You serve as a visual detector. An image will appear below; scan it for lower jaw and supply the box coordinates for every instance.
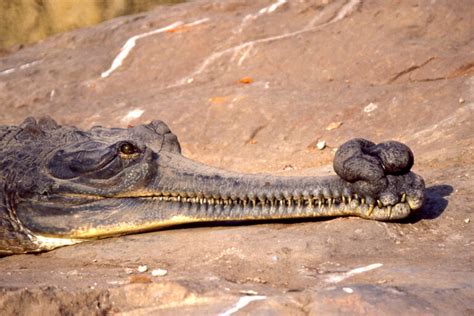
[151,199,412,221]
[21,195,411,241]
[58,199,411,239]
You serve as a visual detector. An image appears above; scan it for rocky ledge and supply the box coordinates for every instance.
[0,0,472,314]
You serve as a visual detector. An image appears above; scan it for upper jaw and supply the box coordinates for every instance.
[132,152,425,221]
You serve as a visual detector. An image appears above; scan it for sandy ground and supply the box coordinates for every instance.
[0,0,473,314]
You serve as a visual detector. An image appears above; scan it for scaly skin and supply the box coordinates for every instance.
[0,117,425,254]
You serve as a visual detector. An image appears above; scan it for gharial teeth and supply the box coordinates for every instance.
[152,193,398,213]
[401,193,406,203]
[367,204,375,216]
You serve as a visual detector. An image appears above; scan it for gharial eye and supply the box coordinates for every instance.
[119,142,139,155]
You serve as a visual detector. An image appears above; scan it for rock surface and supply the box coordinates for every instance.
[0,0,473,314]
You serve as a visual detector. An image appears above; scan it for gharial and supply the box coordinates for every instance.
[0,117,425,255]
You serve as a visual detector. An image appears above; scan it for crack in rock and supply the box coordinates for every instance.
[387,57,436,83]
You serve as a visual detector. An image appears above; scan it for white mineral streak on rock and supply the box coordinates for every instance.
[19,60,41,70]
[101,18,210,78]
[307,0,362,28]
[219,295,267,316]
[101,21,182,78]
[121,109,144,124]
[237,44,254,66]
[260,0,287,14]
[0,60,41,76]
[185,18,210,27]
[234,15,255,34]
[234,0,288,33]
[0,68,15,76]
[330,0,362,23]
[325,263,383,283]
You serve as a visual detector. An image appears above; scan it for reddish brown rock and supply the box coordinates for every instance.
[0,0,473,314]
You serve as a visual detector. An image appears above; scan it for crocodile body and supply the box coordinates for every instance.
[0,117,425,254]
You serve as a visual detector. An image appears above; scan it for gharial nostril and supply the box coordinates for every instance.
[147,120,171,134]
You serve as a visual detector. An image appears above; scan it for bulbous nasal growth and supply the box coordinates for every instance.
[333,139,414,197]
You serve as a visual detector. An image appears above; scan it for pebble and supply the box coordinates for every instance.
[124,268,134,274]
[342,287,354,294]
[364,102,378,113]
[326,121,343,130]
[459,97,465,104]
[137,265,148,273]
[151,268,168,277]
[464,218,470,224]
[316,140,326,150]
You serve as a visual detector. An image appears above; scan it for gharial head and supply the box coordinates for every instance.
[3,116,180,197]
[0,116,425,254]
[2,117,187,244]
